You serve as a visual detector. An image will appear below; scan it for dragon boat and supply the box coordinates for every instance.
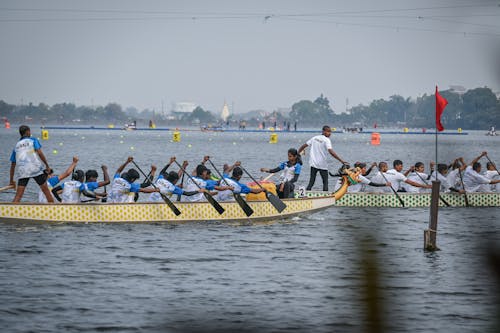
[0,171,359,224]
[297,191,500,207]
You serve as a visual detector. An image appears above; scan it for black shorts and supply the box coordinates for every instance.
[18,173,48,187]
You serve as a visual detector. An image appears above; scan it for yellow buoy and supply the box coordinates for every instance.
[41,129,49,140]
[269,133,278,144]
[173,131,181,142]
[403,127,409,133]
[52,149,58,154]
[458,128,462,133]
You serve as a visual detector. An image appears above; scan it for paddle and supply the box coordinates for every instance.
[101,185,107,203]
[0,185,15,192]
[177,173,184,202]
[207,158,254,217]
[379,169,405,207]
[240,166,287,213]
[414,171,450,207]
[261,173,275,182]
[131,161,181,216]
[173,160,225,215]
[485,155,500,176]
[457,164,470,207]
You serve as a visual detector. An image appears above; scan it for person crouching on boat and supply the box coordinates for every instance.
[370,162,432,193]
[108,157,158,203]
[333,162,391,192]
[463,152,500,192]
[216,166,266,201]
[39,156,79,203]
[404,162,432,193]
[80,165,110,202]
[149,170,204,202]
[260,148,302,198]
[52,170,104,203]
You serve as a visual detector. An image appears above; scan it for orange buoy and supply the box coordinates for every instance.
[4,121,10,129]
[371,132,380,145]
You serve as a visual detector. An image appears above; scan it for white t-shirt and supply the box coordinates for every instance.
[430,171,452,192]
[306,134,333,170]
[10,137,45,179]
[371,170,406,193]
[484,170,500,192]
[61,180,82,203]
[405,172,430,193]
[183,177,207,202]
[446,168,462,190]
[463,166,491,192]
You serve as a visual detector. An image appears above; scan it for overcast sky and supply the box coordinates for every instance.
[1,0,499,114]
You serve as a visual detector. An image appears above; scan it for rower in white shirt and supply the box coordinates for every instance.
[405,162,432,193]
[463,152,500,192]
[370,161,432,193]
[429,163,465,193]
[484,161,500,192]
[333,162,390,192]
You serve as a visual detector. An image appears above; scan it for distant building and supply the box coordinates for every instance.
[221,102,230,122]
[171,102,197,119]
[449,85,466,95]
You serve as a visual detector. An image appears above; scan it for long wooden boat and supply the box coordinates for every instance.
[0,175,356,224]
[299,191,500,207]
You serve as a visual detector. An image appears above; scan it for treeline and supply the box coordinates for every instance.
[289,87,499,130]
[0,86,498,129]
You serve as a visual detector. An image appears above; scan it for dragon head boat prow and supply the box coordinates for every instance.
[332,164,361,200]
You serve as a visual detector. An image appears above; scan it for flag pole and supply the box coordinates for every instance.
[435,125,438,181]
[435,85,438,181]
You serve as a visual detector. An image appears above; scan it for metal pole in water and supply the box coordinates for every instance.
[424,181,441,251]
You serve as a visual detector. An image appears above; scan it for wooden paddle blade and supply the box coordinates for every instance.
[204,192,225,214]
[266,192,287,213]
[0,185,15,192]
[160,193,182,216]
[234,193,254,217]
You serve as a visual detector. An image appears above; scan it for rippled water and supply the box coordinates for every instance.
[0,127,499,332]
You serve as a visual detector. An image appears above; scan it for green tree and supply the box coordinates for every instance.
[183,106,216,124]
[290,95,335,125]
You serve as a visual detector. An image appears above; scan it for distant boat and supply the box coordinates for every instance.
[123,121,137,130]
[201,124,224,132]
[486,126,497,136]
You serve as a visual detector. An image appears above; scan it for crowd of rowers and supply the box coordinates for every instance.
[7,126,500,204]
[29,155,272,204]
[333,151,500,194]
[19,150,500,205]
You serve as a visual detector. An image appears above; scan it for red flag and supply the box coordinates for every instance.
[435,86,448,132]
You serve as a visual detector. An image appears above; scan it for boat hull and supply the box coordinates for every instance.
[301,191,500,207]
[0,196,337,224]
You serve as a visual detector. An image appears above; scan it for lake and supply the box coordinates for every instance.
[0,126,499,332]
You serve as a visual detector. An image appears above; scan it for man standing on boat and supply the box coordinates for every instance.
[298,125,348,191]
[9,125,53,202]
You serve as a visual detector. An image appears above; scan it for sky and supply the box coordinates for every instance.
[0,0,499,114]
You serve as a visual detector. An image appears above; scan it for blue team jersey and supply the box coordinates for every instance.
[205,179,218,191]
[84,181,99,192]
[47,176,60,187]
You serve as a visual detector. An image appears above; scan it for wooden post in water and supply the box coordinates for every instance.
[424,181,441,251]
